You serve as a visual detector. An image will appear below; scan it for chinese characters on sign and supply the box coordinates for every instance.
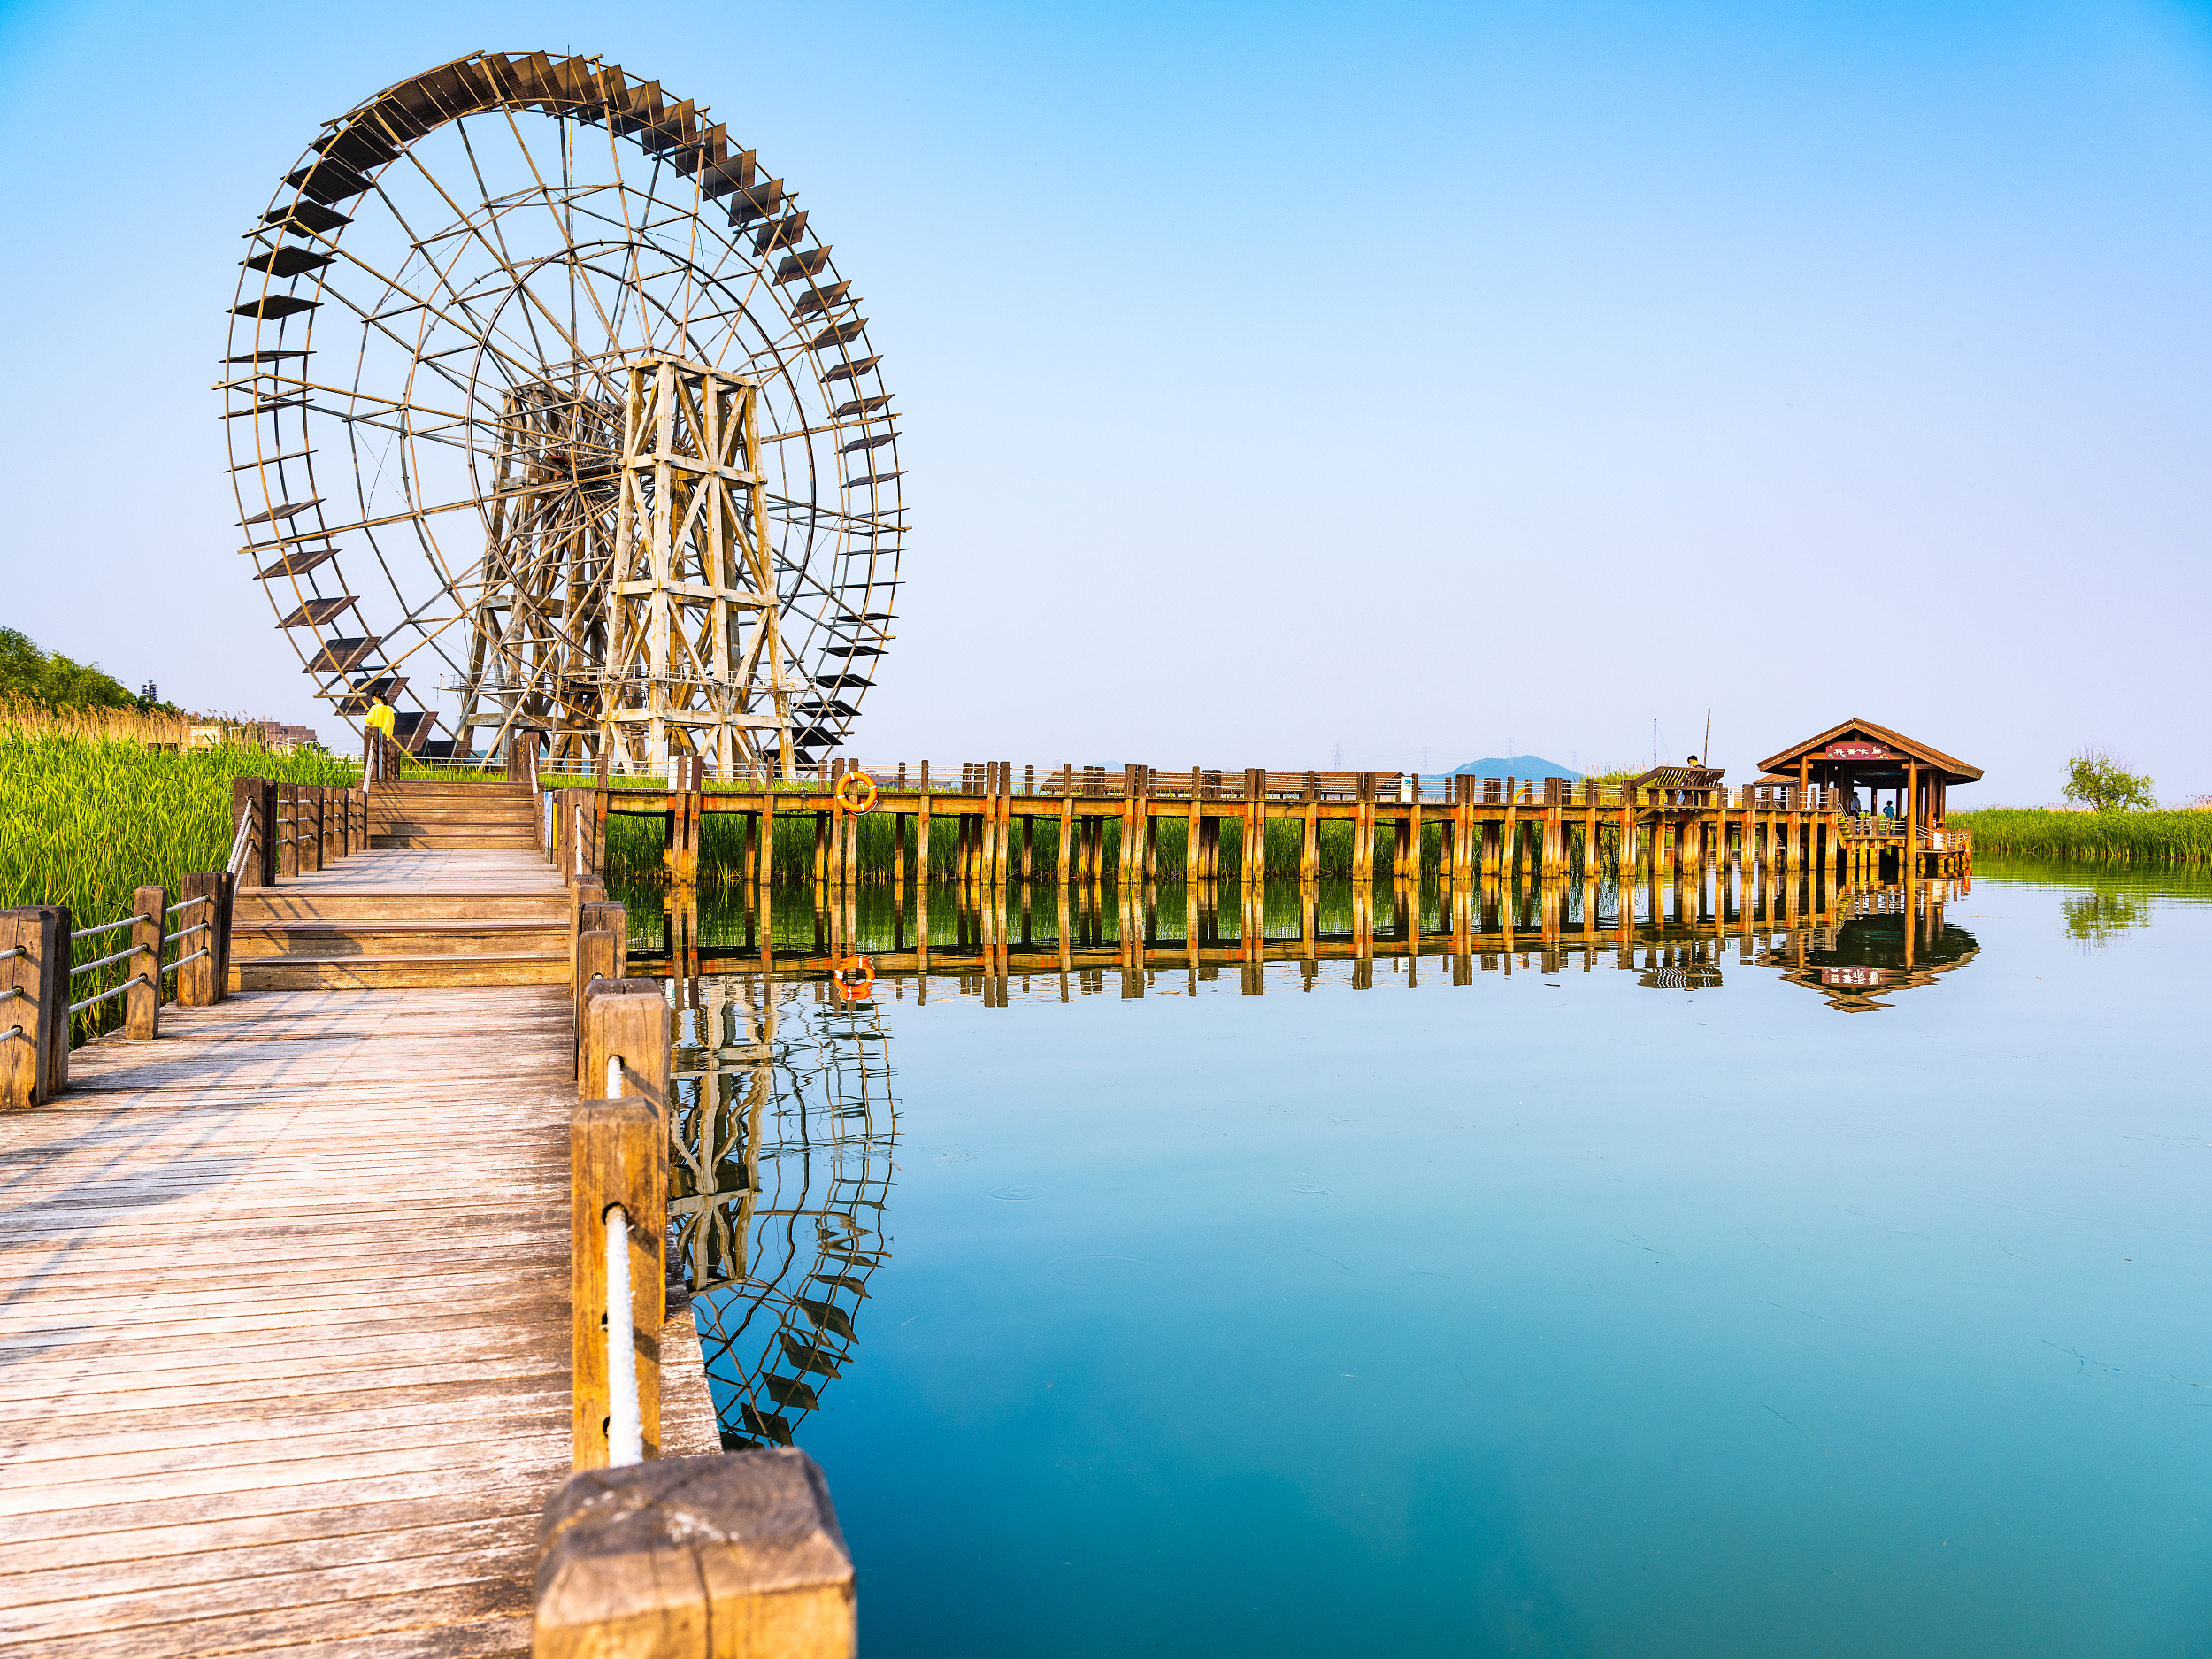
[1824,742,1891,761]
[1821,966,1888,988]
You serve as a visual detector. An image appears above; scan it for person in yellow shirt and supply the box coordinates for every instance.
[365,696,397,741]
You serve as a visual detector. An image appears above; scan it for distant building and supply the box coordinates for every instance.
[257,722,320,753]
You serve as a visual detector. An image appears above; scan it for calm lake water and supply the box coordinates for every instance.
[658,862,2212,1657]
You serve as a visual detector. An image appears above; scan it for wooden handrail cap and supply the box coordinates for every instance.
[534,1449,855,1659]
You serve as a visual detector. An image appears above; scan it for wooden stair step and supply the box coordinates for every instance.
[228,953,570,990]
[235,894,567,923]
[230,921,568,959]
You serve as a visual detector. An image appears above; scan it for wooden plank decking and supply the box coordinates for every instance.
[0,850,714,1656]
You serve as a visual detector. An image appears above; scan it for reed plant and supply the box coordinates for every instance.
[603,803,1599,887]
[1949,808,2212,865]
[0,719,356,1038]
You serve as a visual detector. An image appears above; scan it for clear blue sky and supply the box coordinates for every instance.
[4,0,2208,798]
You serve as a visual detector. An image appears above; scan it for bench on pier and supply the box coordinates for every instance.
[1628,765,1728,807]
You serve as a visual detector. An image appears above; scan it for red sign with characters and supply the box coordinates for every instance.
[1821,966,1887,988]
[1824,741,1890,761]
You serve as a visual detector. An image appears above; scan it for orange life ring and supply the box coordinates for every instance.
[833,771,877,813]
[831,954,875,1001]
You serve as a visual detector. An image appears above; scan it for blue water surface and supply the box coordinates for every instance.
[684,865,2212,1657]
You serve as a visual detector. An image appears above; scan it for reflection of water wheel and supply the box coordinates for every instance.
[671,980,895,1448]
[223,51,902,772]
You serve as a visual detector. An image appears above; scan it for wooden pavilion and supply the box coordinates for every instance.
[1757,718,1982,879]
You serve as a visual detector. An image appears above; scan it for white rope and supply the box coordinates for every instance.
[227,809,254,878]
[604,1206,641,1463]
[602,1053,643,1466]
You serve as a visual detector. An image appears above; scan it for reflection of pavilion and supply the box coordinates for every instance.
[667,975,895,1448]
[1772,880,1979,1011]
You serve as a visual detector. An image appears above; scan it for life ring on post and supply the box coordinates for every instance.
[831,954,875,1002]
[833,770,878,814]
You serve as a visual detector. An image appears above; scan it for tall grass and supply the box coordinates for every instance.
[603,804,1599,887]
[1950,808,2212,865]
[0,725,356,1039]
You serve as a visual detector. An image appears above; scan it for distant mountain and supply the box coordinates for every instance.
[1448,754,1581,780]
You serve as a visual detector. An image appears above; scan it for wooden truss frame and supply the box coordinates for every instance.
[603,357,792,775]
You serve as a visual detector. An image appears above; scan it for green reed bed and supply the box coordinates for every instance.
[0,730,356,1039]
[603,803,1604,887]
[1951,809,2212,865]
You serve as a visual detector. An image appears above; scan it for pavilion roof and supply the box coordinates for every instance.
[1757,717,1982,785]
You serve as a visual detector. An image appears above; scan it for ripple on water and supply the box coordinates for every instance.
[1291,1184,1331,1194]
[988,1184,1045,1201]
[1049,1253,1154,1286]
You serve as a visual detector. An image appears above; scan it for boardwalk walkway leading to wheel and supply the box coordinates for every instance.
[0,848,715,1658]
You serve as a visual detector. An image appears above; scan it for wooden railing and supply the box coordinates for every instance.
[532,885,856,1656]
[0,880,228,1108]
[1,778,381,1108]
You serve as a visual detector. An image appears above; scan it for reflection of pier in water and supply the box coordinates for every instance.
[667,976,896,1448]
[630,868,1974,1008]
[1779,885,1980,1012]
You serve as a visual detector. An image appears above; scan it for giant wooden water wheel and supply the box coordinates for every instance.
[222,50,902,775]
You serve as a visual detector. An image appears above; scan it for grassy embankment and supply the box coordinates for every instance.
[0,704,357,1038]
[1949,808,2212,865]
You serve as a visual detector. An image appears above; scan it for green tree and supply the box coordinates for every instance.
[0,626,135,710]
[2063,749,2158,813]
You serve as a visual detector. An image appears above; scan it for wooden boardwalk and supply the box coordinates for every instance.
[0,850,715,1657]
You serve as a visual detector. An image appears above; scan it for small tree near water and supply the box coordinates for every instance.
[2063,749,2158,813]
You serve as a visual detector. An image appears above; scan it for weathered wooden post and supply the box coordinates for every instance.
[1243,768,1265,886]
[572,986,670,1471]
[575,900,627,1080]
[231,778,271,888]
[0,909,57,1108]
[274,785,298,879]
[1301,772,1318,884]
[1185,764,1202,885]
[176,873,223,1007]
[570,876,609,964]
[124,886,165,1041]
[532,1448,856,1659]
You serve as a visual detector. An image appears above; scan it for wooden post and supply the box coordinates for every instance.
[1245,768,1266,887]
[0,910,52,1108]
[1501,780,1517,884]
[1187,765,1202,884]
[569,876,609,967]
[1406,780,1422,885]
[533,1450,856,1659]
[1905,758,1920,880]
[230,778,264,890]
[277,785,299,879]
[124,886,165,1042]
[574,902,627,1079]
[918,789,934,886]
[211,872,235,1002]
[572,985,670,1469]
[1301,773,1318,884]
[34,905,68,1099]
[177,873,222,1007]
